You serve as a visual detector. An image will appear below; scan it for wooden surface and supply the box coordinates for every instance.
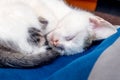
[65,0,97,11]
[93,12,120,25]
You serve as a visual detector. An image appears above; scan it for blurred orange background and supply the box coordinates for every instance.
[65,0,98,11]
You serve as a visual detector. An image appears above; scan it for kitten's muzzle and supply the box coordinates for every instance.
[48,35,64,51]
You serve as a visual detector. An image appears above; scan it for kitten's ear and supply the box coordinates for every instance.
[89,16,117,40]
[38,17,48,30]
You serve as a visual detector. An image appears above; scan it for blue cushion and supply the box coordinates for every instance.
[0,29,120,80]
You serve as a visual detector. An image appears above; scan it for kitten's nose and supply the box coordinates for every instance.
[50,35,59,46]
[53,39,59,46]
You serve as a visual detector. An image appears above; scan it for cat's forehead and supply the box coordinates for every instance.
[56,20,89,36]
[52,11,94,37]
[57,12,91,31]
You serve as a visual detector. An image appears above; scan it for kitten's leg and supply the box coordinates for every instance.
[0,48,59,68]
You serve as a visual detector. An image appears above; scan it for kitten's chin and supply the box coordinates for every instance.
[52,47,85,56]
[48,43,65,55]
[63,48,85,56]
[51,47,65,55]
[48,42,85,55]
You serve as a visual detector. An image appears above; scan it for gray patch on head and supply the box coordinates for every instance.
[27,27,45,46]
[38,16,48,30]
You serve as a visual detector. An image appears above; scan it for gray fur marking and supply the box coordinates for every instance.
[27,27,43,46]
[0,29,60,68]
[0,48,59,68]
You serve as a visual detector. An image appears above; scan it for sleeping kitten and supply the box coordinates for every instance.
[46,1,117,55]
[18,0,116,55]
[0,0,117,68]
[0,3,59,68]
[0,0,69,68]
[10,0,115,55]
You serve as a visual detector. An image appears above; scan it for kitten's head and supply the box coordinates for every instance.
[47,11,117,55]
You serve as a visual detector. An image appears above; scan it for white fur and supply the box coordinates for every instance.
[0,0,73,34]
[0,0,117,55]
[47,10,93,55]
[45,0,117,55]
[0,0,64,55]
[0,1,46,54]
[0,0,55,34]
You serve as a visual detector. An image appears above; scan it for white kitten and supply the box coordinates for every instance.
[0,1,59,68]
[0,0,116,68]
[46,1,117,55]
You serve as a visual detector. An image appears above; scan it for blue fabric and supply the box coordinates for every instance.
[0,29,120,80]
[47,28,120,80]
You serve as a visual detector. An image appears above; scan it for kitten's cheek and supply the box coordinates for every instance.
[47,34,54,44]
[46,33,52,41]
[46,35,54,47]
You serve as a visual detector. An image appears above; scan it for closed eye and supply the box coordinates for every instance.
[65,36,75,41]
[65,32,80,41]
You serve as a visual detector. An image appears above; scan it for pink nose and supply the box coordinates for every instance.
[50,35,59,46]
